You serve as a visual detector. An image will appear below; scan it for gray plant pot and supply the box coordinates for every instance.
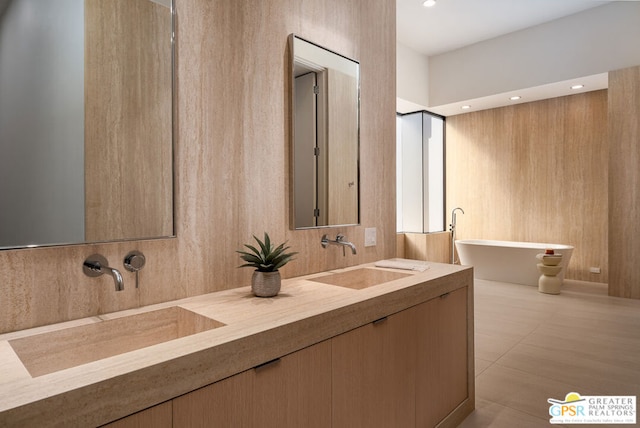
[252,270,281,297]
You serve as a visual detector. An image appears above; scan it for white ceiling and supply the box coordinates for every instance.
[396,0,616,115]
[397,0,614,57]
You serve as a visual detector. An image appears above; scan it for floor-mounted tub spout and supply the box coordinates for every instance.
[450,207,465,264]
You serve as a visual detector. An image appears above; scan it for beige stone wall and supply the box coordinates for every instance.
[446,90,609,282]
[0,0,397,333]
[608,66,640,299]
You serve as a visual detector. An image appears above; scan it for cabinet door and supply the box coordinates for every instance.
[172,370,253,427]
[251,339,331,428]
[172,340,331,428]
[332,310,417,428]
[100,401,172,428]
[416,287,468,427]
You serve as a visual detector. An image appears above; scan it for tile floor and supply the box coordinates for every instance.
[459,279,640,427]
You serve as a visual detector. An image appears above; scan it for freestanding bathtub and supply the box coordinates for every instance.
[455,239,574,286]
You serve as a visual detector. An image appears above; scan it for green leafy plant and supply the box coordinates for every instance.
[237,233,297,272]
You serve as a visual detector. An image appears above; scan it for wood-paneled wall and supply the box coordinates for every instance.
[398,232,451,264]
[608,66,640,299]
[446,91,608,282]
[0,0,396,333]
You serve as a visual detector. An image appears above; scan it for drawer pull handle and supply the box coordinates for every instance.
[440,292,450,299]
[373,316,388,325]
[254,358,281,371]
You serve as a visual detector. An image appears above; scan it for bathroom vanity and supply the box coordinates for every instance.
[0,261,474,427]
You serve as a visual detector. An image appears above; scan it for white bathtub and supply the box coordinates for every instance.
[455,239,574,286]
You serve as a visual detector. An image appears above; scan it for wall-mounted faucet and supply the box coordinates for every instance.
[450,207,465,264]
[83,254,124,291]
[321,234,357,256]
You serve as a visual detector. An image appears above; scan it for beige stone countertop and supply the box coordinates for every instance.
[0,260,472,427]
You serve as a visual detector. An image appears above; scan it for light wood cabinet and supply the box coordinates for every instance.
[104,285,471,428]
[416,287,469,427]
[332,310,417,427]
[172,340,331,428]
[172,370,252,427]
[332,286,469,428]
[250,340,331,427]
[100,401,172,428]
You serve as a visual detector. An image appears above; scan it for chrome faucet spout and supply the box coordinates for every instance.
[321,234,357,255]
[451,207,465,230]
[336,234,357,255]
[83,254,125,291]
[107,266,125,291]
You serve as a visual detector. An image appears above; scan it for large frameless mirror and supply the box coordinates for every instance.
[290,34,360,229]
[0,0,174,249]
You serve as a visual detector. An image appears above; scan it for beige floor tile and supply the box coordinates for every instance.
[474,314,539,342]
[495,343,640,396]
[474,333,520,363]
[546,311,640,339]
[462,278,640,427]
[475,358,493,376]
[521,325,640,371]
[475,364,581,421]
[474,297,557,324]
[458,398,554,428]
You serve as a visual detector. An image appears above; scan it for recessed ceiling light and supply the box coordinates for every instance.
[423,0,436,7]
[509,96,521,101]
[571,84,585,90]
[461,105,471,110]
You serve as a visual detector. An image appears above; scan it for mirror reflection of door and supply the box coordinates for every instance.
[291,35,359,229]
[294,72,319,227]
[294,66,328,227]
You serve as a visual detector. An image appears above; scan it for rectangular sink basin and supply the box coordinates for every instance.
[309,267,411,290]
[9,306,225,377]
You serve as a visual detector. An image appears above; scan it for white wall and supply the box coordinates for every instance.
[397,112,424,233]
[396,41,430,110]
[428,2,640,106]
[396,111,444,234]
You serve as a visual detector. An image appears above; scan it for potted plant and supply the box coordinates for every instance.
[237,233,297,297]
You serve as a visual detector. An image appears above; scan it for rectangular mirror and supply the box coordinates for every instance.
[0,0,174,249]
[290,34,360,229]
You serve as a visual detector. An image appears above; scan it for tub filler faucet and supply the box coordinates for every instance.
[83,254,124,291]
[450,207,465,264]
[321,234,357,256]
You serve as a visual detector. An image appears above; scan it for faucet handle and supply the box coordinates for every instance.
[335,234,346,255]
[124,251,146,288]
[124,251,145,271]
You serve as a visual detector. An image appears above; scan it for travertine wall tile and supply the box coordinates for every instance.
[0,0,396,333]
[446,91,608,282]
[608,66,640,299]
